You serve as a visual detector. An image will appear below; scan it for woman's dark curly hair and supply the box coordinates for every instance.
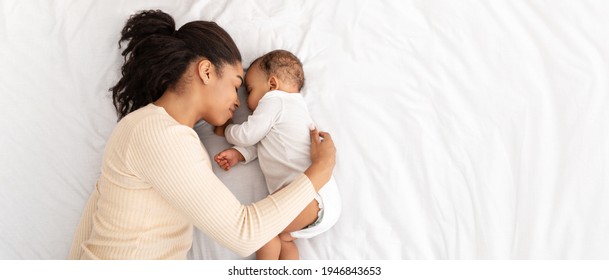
[110,10,242,120]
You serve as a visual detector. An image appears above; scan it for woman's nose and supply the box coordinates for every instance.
[234,96,240,108]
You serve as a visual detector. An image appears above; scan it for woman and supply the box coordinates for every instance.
[68,10,335,260]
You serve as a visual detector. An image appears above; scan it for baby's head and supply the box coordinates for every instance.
[244,50,304,111]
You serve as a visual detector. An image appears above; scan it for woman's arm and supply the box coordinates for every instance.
[67,185,99,259]
[127,119,334,257]
[304,129,336,192]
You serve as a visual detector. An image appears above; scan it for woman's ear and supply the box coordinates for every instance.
[198,60,212,84]
[268,76,278,90]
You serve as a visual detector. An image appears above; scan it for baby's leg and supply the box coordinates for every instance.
[256,235,281,260]
[274,199,319,260]
[255,199,317,260]
[283,199,320,232]
[278,232,298,260]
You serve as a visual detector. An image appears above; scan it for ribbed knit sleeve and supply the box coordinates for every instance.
[67,184,99,259]
[126,116,317,257]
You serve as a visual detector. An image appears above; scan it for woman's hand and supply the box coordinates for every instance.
[310,128,336,167]
[304,128,336,192]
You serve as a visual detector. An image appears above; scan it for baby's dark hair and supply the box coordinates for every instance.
[253,50,304,91]
[110,10,242,120]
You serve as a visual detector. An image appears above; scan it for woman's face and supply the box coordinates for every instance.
[203,63,244,126]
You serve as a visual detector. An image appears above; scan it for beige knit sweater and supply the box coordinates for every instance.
[68,104,316,259]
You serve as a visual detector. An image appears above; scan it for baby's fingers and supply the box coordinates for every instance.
[222,162,231,171]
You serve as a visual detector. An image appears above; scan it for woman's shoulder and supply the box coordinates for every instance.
[117,104,179,132]
[114,104,196,143]
[120,103,169,124]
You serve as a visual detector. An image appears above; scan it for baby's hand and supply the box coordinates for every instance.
[214,148,243,171]
[214,119,233,137]
[214,125,226,137]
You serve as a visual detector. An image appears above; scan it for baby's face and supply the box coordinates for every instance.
[244,62,269,111]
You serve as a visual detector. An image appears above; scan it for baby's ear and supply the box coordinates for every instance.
[268,76,278,90]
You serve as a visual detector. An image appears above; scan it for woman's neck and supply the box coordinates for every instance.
[153,90,199,127]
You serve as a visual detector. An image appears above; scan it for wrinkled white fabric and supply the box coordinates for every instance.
[1,0,609,259]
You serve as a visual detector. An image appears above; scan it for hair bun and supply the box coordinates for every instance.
[119,10,176,56]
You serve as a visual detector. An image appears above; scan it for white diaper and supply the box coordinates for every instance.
[290,176,341,239]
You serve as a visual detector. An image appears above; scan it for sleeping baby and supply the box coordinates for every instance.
[214,50,341,260]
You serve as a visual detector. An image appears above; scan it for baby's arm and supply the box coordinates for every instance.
[214,145,257,171]
[225,96,281,146]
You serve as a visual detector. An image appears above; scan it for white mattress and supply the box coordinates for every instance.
[1,0,608,259]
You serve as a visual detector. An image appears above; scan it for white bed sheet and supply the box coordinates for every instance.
[1,0,608,259]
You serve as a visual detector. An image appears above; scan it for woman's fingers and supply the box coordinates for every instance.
[310,129,335,147]
[318,131,332,143]
[310,128,320,144]
[310,129,336,163]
